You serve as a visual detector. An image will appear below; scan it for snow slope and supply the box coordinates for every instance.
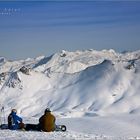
[0,114,140,139]
[0,49,140,139]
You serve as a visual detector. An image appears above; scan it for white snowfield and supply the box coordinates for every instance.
[0,49,140,139]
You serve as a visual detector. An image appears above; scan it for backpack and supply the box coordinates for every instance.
[8,114,14,128]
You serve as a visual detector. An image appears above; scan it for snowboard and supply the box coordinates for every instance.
[0,123,67,132]
[25,124,67,132]
[55,125,67,132]
[0,124,8,129]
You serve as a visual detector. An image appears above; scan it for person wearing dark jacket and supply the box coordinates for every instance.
[38,108,56,132]
[8,109,23,130]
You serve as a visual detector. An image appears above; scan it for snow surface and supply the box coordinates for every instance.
[0,49,140,139]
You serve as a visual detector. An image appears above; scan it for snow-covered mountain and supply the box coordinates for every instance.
[1,49,140,139]
[0,49,140,118]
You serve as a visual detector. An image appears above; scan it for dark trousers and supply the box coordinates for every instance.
[25,124,41,131]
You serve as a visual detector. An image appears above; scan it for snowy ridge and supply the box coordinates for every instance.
[0,49,140,139]
[0,49,140,117]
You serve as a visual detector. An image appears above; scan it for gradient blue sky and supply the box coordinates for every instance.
[0,1,140,60]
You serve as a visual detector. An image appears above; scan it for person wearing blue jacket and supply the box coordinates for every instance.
[8,109,23,130]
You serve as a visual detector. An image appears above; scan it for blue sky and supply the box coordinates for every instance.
[0,1,140,60]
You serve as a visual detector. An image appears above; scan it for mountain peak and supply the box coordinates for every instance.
[0,49,140,117]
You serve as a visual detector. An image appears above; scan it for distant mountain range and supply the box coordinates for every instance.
[0,49,140,117]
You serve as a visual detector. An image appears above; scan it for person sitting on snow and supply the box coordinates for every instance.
[8,109,23,130]
[38,108,56,132]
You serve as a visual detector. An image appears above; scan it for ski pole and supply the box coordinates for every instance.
[0,107,2,126]
[1,106,6,125]
[1,106,6,124]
